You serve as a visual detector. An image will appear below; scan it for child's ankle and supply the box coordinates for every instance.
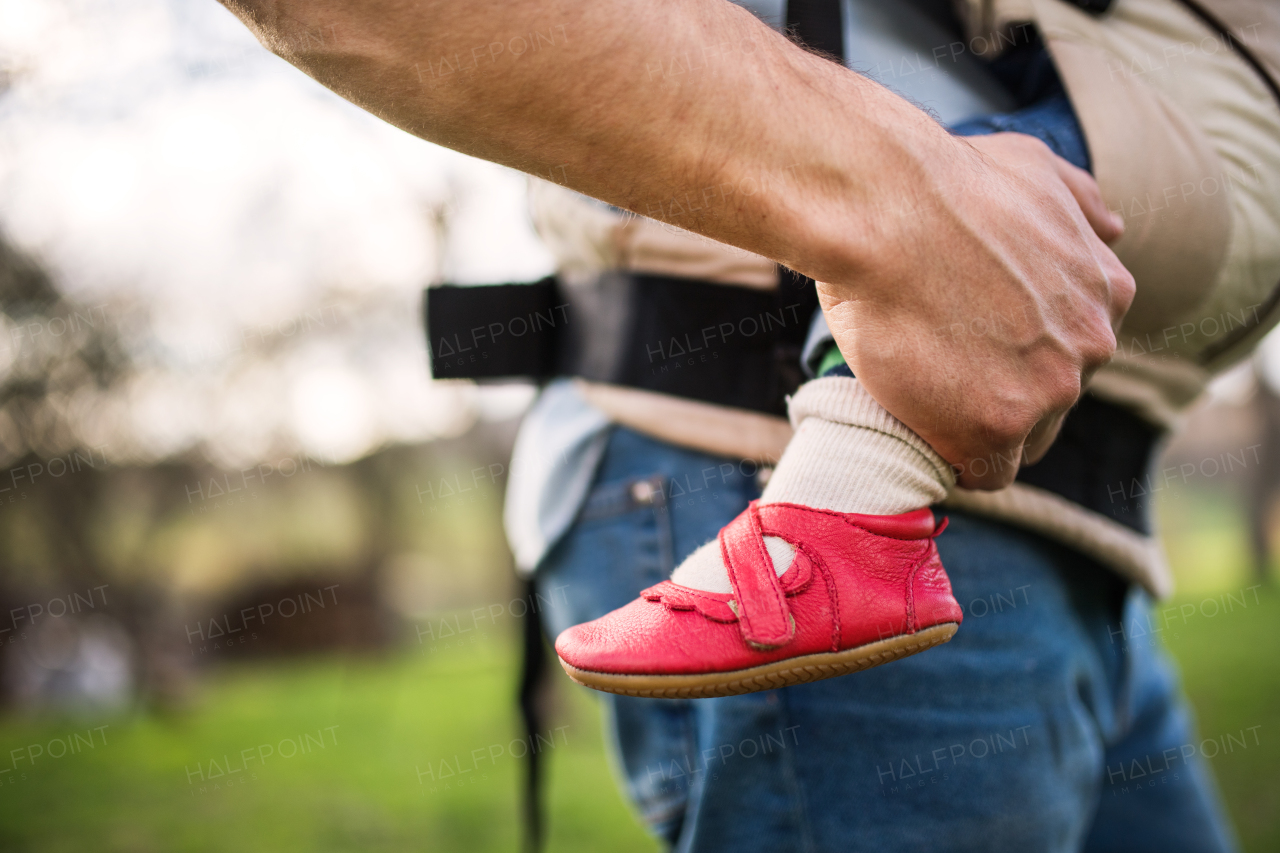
[759,377,954,514]
[668,378,952,594]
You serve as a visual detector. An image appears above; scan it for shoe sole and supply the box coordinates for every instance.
[558,622,959,699]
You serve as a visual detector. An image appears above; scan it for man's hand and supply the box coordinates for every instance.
[217,0,1134,489]
[819,131,1134,489]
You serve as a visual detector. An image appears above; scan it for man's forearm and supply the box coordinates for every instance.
[222,0,1135,489]
[221,0,943,285]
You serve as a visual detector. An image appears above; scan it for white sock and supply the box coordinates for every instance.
[669,377,955,594]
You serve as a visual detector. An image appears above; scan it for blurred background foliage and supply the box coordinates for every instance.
[0,0,1276,851]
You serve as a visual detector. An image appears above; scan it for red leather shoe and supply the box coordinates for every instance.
[555,501,962,698]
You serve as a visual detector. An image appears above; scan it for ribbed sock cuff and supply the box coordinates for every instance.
[760,377,954,514]
[670,377,953,592]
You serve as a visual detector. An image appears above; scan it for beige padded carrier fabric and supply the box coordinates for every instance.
[947,0,1280,596]
[958,0,1280,427]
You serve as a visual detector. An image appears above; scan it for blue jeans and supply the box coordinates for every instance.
[537,428,1237,852]
[952,92,1091,172]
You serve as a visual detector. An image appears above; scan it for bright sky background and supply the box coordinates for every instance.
[0,0,554,467]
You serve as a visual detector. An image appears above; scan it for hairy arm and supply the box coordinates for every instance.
[221,0,1134,488]
[222,0,926,278]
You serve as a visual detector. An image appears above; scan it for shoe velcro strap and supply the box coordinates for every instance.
[719,501,795,650]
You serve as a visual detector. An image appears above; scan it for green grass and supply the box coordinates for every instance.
[0,634,656,853]
[0,591,1275,852]
[1162,585,1280,853]
[1158,486,1262,595]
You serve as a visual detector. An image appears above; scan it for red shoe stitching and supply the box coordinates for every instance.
[903,548,933,634]
[793,541,842,653]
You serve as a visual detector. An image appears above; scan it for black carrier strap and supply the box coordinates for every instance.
[517,576,548,853]
[1015,395,1163,535]
[786,0,845,58]
[425,271,819,416]
[425,277,563,382]
[565,271,817,415]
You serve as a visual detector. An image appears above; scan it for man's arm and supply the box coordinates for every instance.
[221,0,1134,488]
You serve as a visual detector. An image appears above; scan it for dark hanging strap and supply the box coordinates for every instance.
[786,0,845,62]
[518,576,549,853]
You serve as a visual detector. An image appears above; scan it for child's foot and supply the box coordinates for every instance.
[554,377,963,698]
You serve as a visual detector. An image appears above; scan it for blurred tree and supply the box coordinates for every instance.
[0,232,168,704]
[0,232,522,710]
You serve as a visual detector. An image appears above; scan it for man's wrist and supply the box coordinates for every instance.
[763,77,962,289]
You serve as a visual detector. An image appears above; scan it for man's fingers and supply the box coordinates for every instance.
[1032,140,1134,331]
[1047,151,1135,332]
[1052,156,1125,243]
[952,444,1021,490]
[1100,249,1137,331]
[949,409,1066,490]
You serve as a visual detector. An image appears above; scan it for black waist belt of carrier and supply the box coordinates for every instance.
[424,271,1163,534]
[425,270,819,417]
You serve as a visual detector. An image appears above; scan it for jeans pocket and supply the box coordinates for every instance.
[576,472,675,577]
[537,472,674,636]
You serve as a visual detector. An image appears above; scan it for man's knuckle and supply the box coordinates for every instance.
[1032,365,1082,412]
[1113,269,1137,310]
[1074,313,1117,363]
[1087,328,1118,364]
[1049,376,1082,410]
[981,406,1034,446]
[1021,136,1054,163]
